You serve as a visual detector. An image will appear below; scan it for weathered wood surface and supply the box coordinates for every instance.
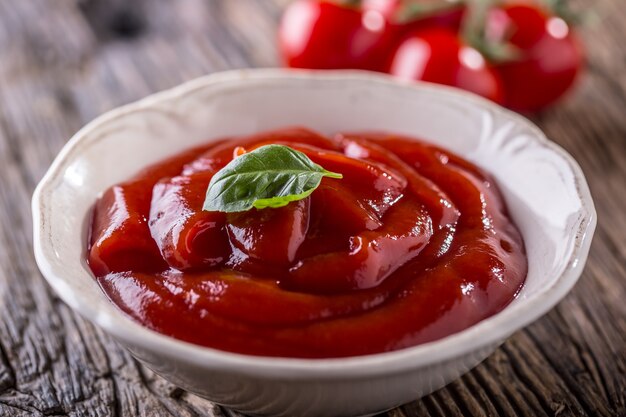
[0,0,623,415]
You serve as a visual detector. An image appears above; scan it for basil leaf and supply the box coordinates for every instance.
[202,144,342,213]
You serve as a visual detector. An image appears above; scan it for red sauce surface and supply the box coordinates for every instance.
[88,128,527,358]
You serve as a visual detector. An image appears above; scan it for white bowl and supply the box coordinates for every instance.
[32,69,596,417]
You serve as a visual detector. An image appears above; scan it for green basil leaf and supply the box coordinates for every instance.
[202,144,342,213]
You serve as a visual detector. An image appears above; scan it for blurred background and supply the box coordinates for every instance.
[3,0,619,121]
[0,1,624,416]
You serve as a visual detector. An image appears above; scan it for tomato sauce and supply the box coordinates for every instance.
[88,128,527,358]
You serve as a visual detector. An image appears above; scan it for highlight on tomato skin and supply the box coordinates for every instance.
[87,127,527,358]
[388,27,505,103]
[360,0,468,70]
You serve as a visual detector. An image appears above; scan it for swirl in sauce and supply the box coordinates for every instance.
[88,128,527,358]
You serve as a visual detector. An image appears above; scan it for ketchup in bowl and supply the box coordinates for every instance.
[88,128,527,358]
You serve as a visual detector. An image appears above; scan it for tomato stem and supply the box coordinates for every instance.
[395,0,464,24]
[461,0,521,63]
[336,0,362,8]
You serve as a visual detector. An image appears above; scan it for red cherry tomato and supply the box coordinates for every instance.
[487,4,583,112]
[389,27,505,103]
[279,0,394,71]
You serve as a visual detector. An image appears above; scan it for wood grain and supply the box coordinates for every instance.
[0,0,623,416]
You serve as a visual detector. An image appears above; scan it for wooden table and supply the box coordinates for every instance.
[0,0,623,416]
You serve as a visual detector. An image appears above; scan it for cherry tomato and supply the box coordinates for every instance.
[388,27,505,103]
[486,4,583,112]
[279,0,394,71]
